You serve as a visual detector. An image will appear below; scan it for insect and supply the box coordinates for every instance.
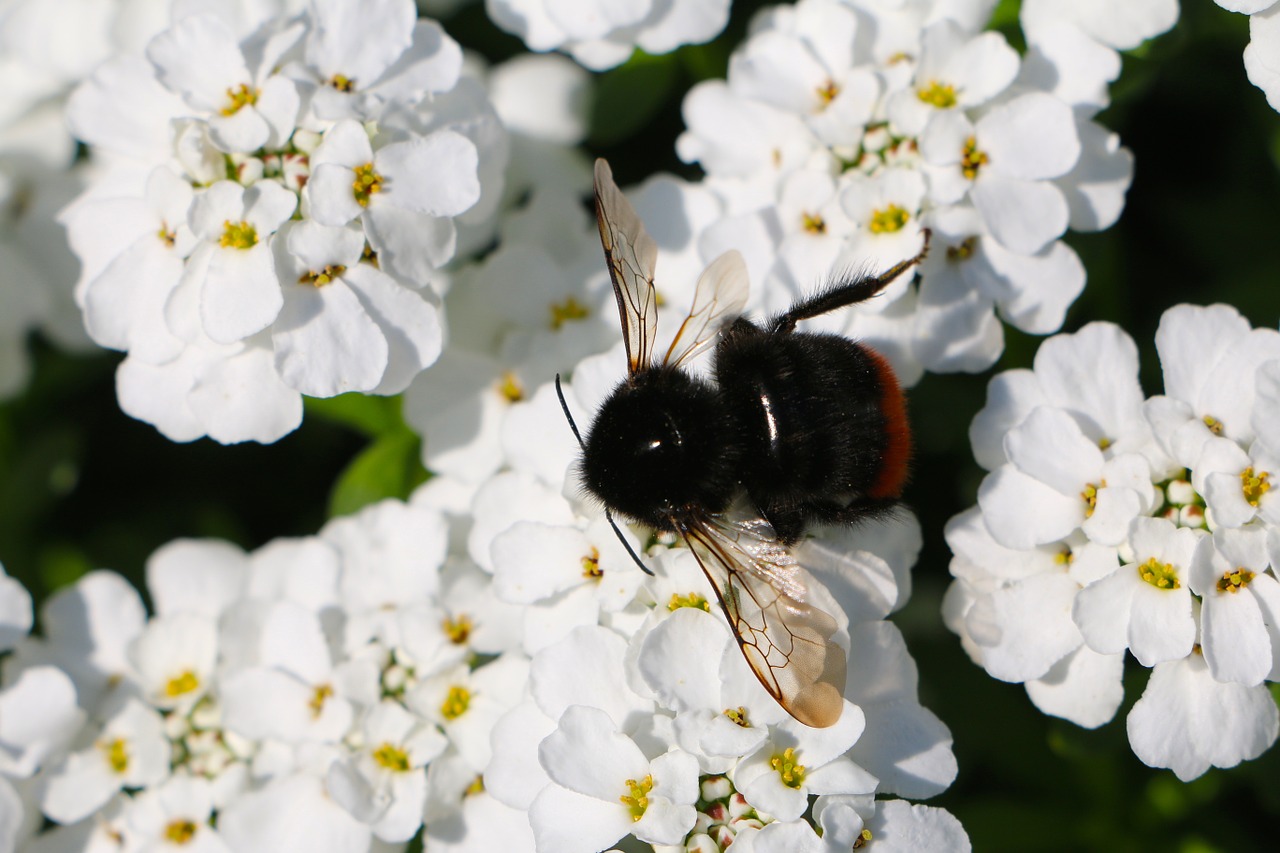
[557,158,928,728]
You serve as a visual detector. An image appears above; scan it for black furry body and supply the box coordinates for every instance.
[581,315,905,545]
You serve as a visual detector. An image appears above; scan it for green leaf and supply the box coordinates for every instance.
[304,393,402,437]
[328,429,430,518]
[589,51,680,148]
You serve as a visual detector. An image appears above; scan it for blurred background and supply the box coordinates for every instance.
[2,0,1278,849]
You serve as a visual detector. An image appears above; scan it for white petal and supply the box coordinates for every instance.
[272,279,388,396]
[977,466,1084,550]
[1127,655,1279,781]
[376,131,480,218]
[341,265,442,394]
[971,174,1069,255]
[201,244,284,344]
[1127,583,1195,667]
[1025,645,1125,728]
[978,92,1081,180]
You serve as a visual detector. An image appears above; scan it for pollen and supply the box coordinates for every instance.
[308,684,334,719]
[465,775,485,796]
[373,742,411,772]
[1138,557,1181,590]
[362,243,379,267]
[620,775,654,822]
[165,819,198,844]
[582,547,602,580]
[770,747,806,789]
[853,828,874,849]
[816,79,840,107]
[1080,483,1099,518]
[869,204,910,234]
[219,220,258,250]
[917,80,957,108]
[1098,437,1113,450]
[299,264,347,287]
[100,737,129,774]
[165,669,201,698]
[441,685,471,720]
[1241,466,1271,506]
[157,224,177,247]
[443,613,474,644]
[549,296,589,330]
[946,235,977,262]
[220,83,260,116]
[1217,567,1256,593]
[961,135,989,180]
[329,74,355,92]
[724,706,750,727]
[497,371,524,402]
[1204,414,1224,435]
[352,163,384,207]
[668,592,710,612]
[801,211,826,234]
[1055,545,1074,566]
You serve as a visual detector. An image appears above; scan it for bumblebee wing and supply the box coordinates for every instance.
[679,509,847,728]
[594,158,658,375]
[663,249,749,369]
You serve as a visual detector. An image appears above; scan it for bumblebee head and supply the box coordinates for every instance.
[581,368,738,530]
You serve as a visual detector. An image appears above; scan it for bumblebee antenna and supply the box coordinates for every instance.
[554,373,654,577]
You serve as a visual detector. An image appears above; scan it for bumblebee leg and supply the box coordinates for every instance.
[769,230,930,335]
[807,496,902,528]
[757,500,809,547]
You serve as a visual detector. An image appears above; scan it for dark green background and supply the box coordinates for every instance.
[3,1,1279,849]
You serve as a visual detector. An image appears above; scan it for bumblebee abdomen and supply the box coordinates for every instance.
[714,326,910,504]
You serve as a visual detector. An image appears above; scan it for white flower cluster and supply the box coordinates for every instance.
[0,485,960,853]
[1213,0,1280,111]
[0,499,530,852]
[0,0,172,398]
[945,304,1280,781]
[60,0,509,444]
[671,0,1175,383]
[485,0,732,70]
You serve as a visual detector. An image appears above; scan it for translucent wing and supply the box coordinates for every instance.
[678,509,847,728]
[662,249,749,369]
[594,158,658,375]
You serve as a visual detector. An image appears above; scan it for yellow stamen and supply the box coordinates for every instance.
[165,819,198,844]
[373,742,410,772]
[329,74,355,92]
[770,747,806,789]
[352,163,384,207]
[667,592,710,612]
[441,685,471,720]
[549,296,589,330]
[299,264,347,287]
[1241,466,1271,507]
[961,136,989,180]
[1138,557,1181,590]
[582,547,602,580]
[801,212,826,234]
[620,775,654,822]
[868,204,909,234]
[917,80,957,108]
[1217,568,1256,594]
[220,83,259,116]
[443,613,474,644]
[219,220,258,250]
[724,706,750,727]
[165,669,201,698]
[100,737,129,774]
[309,684,334,719]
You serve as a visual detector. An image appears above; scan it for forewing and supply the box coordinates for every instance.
[594,158,658,375]
[663,249,749,369]
[680,511,847,728]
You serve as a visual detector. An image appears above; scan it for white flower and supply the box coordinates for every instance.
[122,775,232,853]
[41,699,171,824]
[920,92,1081,255]
[1188,528,1280,685]
[529,704,699,852]
[486,0,730,71]
[1127,653,1279,781]
[146,14,302,154]
[326,700,447,842]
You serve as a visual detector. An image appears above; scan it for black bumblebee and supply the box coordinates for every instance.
[559,159,927,728]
